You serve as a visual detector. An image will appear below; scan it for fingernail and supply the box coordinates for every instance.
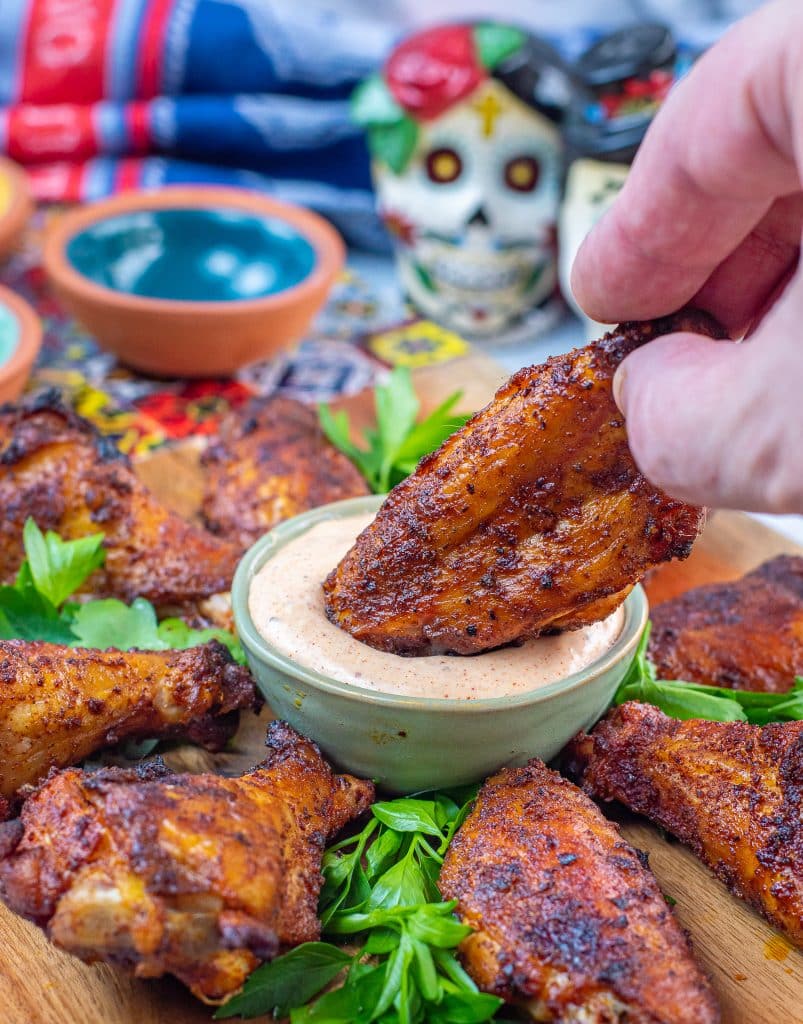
[612,365,627,414]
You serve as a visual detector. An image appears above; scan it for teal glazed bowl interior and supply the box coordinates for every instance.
[233,495,648,793]
[66,207,317,303]
[0,302,18,363]
[0,283,42,404]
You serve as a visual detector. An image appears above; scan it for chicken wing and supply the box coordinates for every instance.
[0,721,374,1002]
[201,396,369,552]
[569,702,803,946]
[325,311,724,655]
[649,555,803,693]
[439,759,719,1023]
[0,638,258,818]
[0,392,240,610]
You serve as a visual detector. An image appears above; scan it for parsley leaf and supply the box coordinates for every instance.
[23,519,105,607]
[156,617,247,664]
[371,799,443,838]
[614,624,803,724]
[0,579,75,644]
[213,944,352,1019]
[71,597,165,650]
[319,367,471,493]
[0,518,244,661]
[217,789,505,1024]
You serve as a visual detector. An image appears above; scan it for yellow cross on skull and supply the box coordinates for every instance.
[471,87,506,137]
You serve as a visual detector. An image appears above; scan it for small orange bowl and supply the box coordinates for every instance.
[43,186,345,378]
[0,158,32,262]
[0,285,42,403]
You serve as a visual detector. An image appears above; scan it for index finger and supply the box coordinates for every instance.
[570,0,801,325]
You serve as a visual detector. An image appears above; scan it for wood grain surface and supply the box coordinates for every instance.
[1,352,800,1024]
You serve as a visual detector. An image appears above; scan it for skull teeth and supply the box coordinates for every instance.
[430,258,521,291]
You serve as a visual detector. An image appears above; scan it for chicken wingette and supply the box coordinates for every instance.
[0,639,258,818]
[0,722,374,1003]
[325,311,724,655]
[0,392,240,611]
[439,759,719,1023]
[649,555,803,693]
[569,702,803,946]
[201,396,369,552]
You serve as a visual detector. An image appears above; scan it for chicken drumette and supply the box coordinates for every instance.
[0,639,258,818]
[569,702,803,947]
[0,722,374,1002]
[648,555,803,693]
[0,392,240,612]
[325,311,724,656]
[201,396,369,553]
[439,758,719,1023]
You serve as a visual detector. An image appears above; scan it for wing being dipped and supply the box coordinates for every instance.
[325,312,724,655]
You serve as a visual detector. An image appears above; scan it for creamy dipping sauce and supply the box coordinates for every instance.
[248,513,624,701]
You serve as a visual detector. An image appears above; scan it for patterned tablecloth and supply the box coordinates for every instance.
[0,208,473,455]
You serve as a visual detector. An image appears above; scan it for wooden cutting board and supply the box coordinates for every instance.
[0,351,800,1024]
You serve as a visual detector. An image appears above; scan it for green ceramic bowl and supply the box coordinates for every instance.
[232,496,648,792]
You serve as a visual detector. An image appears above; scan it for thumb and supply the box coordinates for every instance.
[614,289,803,513]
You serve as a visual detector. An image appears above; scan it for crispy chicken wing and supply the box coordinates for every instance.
[569,702,803,946]
[0,721,374,1002]
[201,396,369,552]
[0,639,258,818]
[439,759,718,1023]
[325,312,724,655]
[649,555,803,693]
[0,392,240,610]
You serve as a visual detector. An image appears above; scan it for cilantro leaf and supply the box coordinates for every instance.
[429,992,505,1023]
[365,828,403,882]
[23,519,105,607]
[371,799,443,837]
[407,906,472,948]
[319,368,471,494]
[157,618,246,664]
[0,520,243,661]
[614,623,803,724]
[69,600,247,661]
[394,392,469,466]
[0,580,75,644]
[70,597,165,650]
[219,789,496,1022]
[366,850,429,910]
[375,367,420,488]
[214,943,353,1019]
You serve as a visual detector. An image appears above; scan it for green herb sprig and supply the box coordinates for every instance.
[615,624,803,724]
[216,790,509,1024]
[0,518,244,661]
[319,367,471,494]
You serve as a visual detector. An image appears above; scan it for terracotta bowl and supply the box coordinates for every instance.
[0,285,42,403]
[0,158,32,262]
[43,187,345,378]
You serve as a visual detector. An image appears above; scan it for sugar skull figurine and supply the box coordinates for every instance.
[353,23,574,338]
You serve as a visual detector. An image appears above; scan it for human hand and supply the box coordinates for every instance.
[571,0,803,513]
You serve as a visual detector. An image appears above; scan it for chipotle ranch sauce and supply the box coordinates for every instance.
[249,512,624,700]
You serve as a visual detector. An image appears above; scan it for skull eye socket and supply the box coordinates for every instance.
[504,155,540,193]
[425,147,462,184]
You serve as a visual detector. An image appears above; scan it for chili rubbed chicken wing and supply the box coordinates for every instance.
[0,638,258,819]
[325,311,725,656]
[0,722,374,1003]
[569,702,803,946]
[201,396,369,552]
[439,759,719,1023]
[0,392,240,611]
[648,555,803,693]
